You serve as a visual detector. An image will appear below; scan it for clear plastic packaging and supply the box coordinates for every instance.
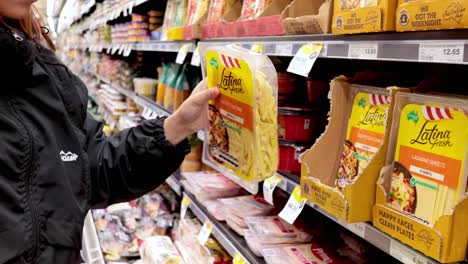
[225,212,248,228]
[206,0,238,24]
[181,171,242,202]
[186,0,210,25]
[226,217,247,236]
[205,200,227,221]
[244,229,298,257]
[139,236,185,264]
[219,195,274,218]
[385,93,468,225]
[246,216,313,243]
[240,0,272,20]
[200,44,278,193]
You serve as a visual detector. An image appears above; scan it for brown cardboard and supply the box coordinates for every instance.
[281,0,333,34]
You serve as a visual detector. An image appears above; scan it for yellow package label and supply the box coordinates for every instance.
[337,92,390,190]
[389,104,468,225]
[373,204,441,259]
[396,0,468,31]
[302,179,348,220]
[332,7,383,33]
[205,51,277,181]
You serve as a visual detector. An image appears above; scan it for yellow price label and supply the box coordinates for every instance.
[287,43,323,77]
[250,43,264,54]
[279,186,307,224]
[233,252,247,264]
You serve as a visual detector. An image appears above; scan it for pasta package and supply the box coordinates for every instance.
[200,44,278,185]
[207,0,238,24]
[336,88,390,190]
[186,0,210,25]
[386,93,468,225]
[240,0,273,20]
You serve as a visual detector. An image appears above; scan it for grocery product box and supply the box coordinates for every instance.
[300,76,408,222]
[201,0,243,38]
[396,0,468,31]
[332,0,398,34]
[281,0,333,34]
[373,93,468,263]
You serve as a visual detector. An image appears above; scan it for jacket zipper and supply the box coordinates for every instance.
[6,100,39,263]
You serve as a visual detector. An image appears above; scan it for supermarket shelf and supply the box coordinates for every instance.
[165,173,182,196]
[93,73,172,117]
[66,41,195,54]
[199,30,468,64]
[274,172,441,264]
[184,191,266,264]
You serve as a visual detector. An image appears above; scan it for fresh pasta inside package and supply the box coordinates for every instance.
[200,44,278,188]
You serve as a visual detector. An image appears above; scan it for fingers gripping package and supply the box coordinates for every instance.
[200,44,278,192]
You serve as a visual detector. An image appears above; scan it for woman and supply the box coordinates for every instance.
[0,1,218,263]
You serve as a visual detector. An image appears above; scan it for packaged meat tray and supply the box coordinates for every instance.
[139,236,185,264]
[219,195,274,218]
[246,216,313,243]
[244,229,301,257]
[182,171,241,201]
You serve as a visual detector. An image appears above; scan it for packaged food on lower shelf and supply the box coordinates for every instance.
[246,216,313,243]
[200,44,278,192]
[300,76,408,223]
[219,195,275,218]
[261,243,353,264]
[175,218,232,264]
[181,171,242,202]
[139,236,185,264]
[373,92,468,263]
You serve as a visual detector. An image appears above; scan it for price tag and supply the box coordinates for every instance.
[278,186,307,224]
[176,44,191,64]
[348,43,378,59]
[180,196,190,219]
[233,253,247,264]
[346,222,366,238]
[275,43,293,56]
[197,220,213,245]
[419,43,464,63]
[287,43,323,77]
[123,44,132,57]
[111,45,119,54]
[250,43,264,54]
[190,46,201,66]
[263,175,283,205]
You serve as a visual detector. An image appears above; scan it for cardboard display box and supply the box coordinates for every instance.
[332,0,398,34]
[396,0,468,31]
[201,0,243,38]
[372,92,468,263]
[281,0,333,34]
[300,76,408,222]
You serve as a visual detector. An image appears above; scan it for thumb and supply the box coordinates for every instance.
[191,87,219,106]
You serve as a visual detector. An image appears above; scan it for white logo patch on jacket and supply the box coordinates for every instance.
[60,151,78,162]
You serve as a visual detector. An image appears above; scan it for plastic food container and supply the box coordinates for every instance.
[262,244,351,264]
[278,140,310,175]
[219,195,275,218]
[133,78,158,97]
[306,79,329,105]
[277,73,297,106]
[278,107,320,142]
[246,216,313,243]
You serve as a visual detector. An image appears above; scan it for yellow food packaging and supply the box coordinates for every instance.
[373,92,468,262]
[200,44,278,193]
[332,0,398,33]
[336,89,391,190]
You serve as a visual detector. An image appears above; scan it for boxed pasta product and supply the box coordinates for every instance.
[396,0,468,31]
[336,88,390,190]
[332,0,398,33]
[373,93,468,262]
[200,44,278,193]
[300,76,408,222]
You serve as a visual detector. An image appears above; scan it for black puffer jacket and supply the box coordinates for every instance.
[0,25,189,263]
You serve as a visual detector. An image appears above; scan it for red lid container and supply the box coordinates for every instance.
[306,79,329,105]
[277,73,298,106]
[278,107,321,142]
[278,140,310,175]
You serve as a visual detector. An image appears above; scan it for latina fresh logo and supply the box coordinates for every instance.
[407,111,419,124]
[410,121,453,149]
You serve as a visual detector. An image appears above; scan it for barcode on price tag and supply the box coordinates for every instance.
[263,175,283,205]
[233,252,247,264]
[279,186,307,224]
[180,196,190,219]
[419,43,464,63]
[287,43,323,77]
[348,43,378,59]
[176,44,191,64]
[197,221,213,245]
[190,46,201,66]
